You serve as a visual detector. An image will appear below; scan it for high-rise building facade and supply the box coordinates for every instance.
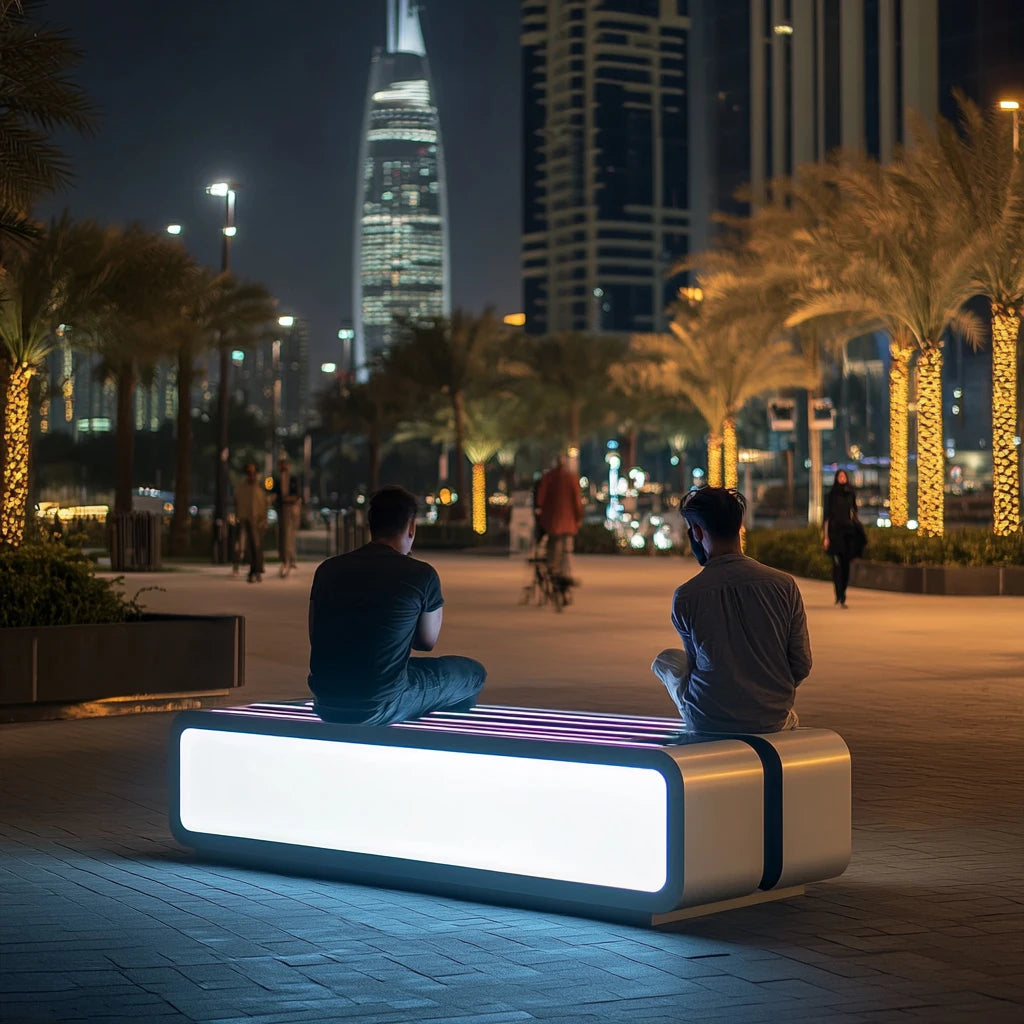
[353,0,450,371]
[521,0,690,336]
[688,0,1024,252]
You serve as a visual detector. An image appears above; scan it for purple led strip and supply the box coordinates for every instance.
[208,703,687,747]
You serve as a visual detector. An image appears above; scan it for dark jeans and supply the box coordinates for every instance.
[315,655,486,727]
[831,553,851,603]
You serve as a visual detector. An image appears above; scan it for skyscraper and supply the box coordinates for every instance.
[353,0,450,372]
[521,0,690,336]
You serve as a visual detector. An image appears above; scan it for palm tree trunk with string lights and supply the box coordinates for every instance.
[888,339,912,528]
[0,363,33,546]
[722,416,738,490]
[916,344,945,536]
[706,431,723,488]
[991,304,1020,534]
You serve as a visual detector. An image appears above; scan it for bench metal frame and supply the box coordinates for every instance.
[169,704,850,925]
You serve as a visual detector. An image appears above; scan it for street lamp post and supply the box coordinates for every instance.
[206,180,238,563]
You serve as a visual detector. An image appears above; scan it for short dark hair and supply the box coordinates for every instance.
[680,487,746,540]
[368,486,418,538]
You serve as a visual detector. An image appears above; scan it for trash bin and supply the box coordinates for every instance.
[108,511,163,571]
[334,508,369,554]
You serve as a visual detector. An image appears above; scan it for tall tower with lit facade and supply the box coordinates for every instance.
[353,0,450,372]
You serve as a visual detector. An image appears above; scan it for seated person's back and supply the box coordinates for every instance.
[308,486,486,726]
[309,542,440,711]
[652,487,812,734]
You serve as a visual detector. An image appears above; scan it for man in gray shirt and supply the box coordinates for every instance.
[652,487,812,734]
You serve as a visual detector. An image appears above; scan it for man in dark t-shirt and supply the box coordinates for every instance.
[308,486,486,725]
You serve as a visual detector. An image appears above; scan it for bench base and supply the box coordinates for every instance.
[649,884,806,927]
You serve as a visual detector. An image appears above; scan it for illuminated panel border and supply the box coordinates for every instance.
[169,711,687,914]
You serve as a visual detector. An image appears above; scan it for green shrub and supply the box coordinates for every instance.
[0,543,145,628]
[744,526,831,580]
[574,521,620,555]
[744,524,1024,577]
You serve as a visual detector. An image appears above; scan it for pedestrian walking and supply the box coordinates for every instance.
[233,462,269,583]
[272,456,302,577]
[823,470,866,608]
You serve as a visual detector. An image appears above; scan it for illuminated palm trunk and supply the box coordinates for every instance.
[888,341,912,528]
[0,363,33,547]
[706,431,723,488]
[991,305,1020,535]
[806,396,823,526]
[915,344,945,537]
[722,416,738,490]
[471,462,486,535]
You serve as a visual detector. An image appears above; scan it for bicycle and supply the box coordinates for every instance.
[520,539,574,611]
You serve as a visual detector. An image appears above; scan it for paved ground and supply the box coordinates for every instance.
[2,552,1023,1024]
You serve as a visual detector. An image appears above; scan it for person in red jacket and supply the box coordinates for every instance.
[534,453,584,585]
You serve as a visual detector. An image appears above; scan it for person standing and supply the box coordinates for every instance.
[233,462,269,583]
[823,470,865,608]
[534,453,583,585]
[651,487,812,734]
[272,456,302,577]
[308,486,486,725]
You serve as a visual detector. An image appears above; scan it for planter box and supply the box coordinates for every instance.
[849,560,925,594]
[851,561,1024,596]
[0,614,244,706]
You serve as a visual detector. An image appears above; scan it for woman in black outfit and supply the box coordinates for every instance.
[824,470,863,608]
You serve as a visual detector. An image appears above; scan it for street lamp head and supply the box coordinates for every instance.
[278,315,295,327]
[222,225,237,237]
[998,100,1021,111]
[166,224,182,235]
[206,182,231,197]
[320,362,337,374]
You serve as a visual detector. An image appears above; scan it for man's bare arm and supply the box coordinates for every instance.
[413,607,443,651]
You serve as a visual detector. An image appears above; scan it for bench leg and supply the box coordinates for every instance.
[649,884,806,927]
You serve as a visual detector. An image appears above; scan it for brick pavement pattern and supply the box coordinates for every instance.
[2,554,1023,1023]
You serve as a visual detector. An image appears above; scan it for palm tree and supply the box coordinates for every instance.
[167,271,278,553]
[633,313,812,491]
[389,309,507,519]
[503,331,628,470]
[318,351,407,497]
[781,156,981,536]
[909,96,1024,534]
[69,225,195,516]
[0,2,94,257]
[0,215,102,545]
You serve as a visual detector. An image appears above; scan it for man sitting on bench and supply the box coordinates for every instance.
[308,486,486,725]
[651,487,812,734]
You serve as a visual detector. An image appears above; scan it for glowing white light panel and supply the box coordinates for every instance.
[179,729,668,892]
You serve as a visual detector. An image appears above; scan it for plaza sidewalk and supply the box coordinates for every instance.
[2,553,1023,1023]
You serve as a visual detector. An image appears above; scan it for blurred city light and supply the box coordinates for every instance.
[206,182,231,197]
[320,362,337,374]
[166,224,182,235]
[278,315,295,327]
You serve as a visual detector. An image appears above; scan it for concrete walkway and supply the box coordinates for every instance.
[2,553,1023,1023]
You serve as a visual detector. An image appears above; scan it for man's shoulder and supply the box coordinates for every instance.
[674,555,798,597]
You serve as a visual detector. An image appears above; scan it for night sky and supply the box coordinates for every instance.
[39,0,522,367]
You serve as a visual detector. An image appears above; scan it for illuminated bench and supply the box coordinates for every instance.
[169,704,850,925]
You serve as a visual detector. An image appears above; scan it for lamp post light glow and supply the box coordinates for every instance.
[166,223,182,235]
[321,362,337,374]
[206,179,240,564]
[278,315,295,328]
